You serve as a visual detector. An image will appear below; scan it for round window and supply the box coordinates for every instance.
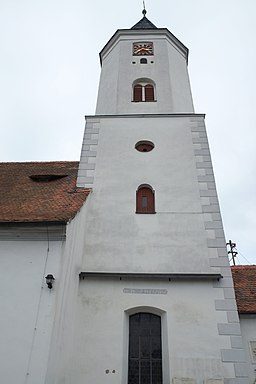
[135,141,154,153]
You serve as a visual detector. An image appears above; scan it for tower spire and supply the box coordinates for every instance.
[142,1,147,17]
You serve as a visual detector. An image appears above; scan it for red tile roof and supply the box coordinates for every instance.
[0,161,90,223]
[231,265,256,314]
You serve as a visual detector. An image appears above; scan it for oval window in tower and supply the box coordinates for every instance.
[135,140,154,153]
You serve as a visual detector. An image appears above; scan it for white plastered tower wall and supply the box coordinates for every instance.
[75,17,249,384]
[95,29,194,115]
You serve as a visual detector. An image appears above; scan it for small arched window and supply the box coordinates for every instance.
[132,80,155,102]
[140,58,147,64]
[136,184,155,214]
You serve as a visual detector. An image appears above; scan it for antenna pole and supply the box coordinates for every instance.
[142,1,147,16]
[226,239,238,266]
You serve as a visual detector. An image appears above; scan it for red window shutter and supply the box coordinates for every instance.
[136,186,155,213]
[133,85,143,102]
[145,84,154,102]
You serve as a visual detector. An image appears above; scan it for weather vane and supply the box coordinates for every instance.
[142,1,147,16]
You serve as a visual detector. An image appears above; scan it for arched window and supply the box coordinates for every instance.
[136,184,155,214]
[140,58,147,64]
[128,313,162,384]
[133,84,143,102]
[132,80,155,102]
[145,84,154,101]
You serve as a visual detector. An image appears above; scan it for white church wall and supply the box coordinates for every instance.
[79,115,215,274]
[76,112,247,381]
[45,195,92,384]
[239,315,256,382]
[72,277,235,384]
[167,41,194,113]
[0,236,63,384]
[77,16,248,383]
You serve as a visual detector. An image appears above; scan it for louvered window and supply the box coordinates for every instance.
[145,84,154,101]
[133,82,155,102]
[136,185,155,214]
[133,85,143,102]
[128,313,162,384]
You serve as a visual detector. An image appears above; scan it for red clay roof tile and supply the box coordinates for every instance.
[0,161,90,223]
[231,265,256,314]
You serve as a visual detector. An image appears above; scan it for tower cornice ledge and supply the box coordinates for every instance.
[85,113,205,120]
[79,272,222,280]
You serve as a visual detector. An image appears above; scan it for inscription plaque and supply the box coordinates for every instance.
[123,288,167,295]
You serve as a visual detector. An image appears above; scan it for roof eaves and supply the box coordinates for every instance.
[0,220,68,226]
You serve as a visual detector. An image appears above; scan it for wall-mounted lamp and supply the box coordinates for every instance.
[45,274,55,289]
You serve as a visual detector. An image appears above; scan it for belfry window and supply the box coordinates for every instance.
[136,185,155,214]
[133,84,143,102]
[145,84,154,101]
[133,80,155,102]
[128,313,162,384]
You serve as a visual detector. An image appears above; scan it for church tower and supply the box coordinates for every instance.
[73,10,248,384]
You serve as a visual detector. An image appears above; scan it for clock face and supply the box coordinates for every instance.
[133,42,153,56]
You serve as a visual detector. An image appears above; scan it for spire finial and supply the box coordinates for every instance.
[142,1,147,17]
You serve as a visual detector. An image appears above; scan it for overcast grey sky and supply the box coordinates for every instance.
[0,0,255,264]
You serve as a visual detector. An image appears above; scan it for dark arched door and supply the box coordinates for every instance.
[128,313,162,384]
